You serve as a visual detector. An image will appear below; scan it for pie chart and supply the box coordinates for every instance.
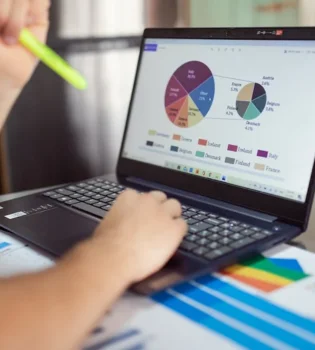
[165,61,215,128]
[236,83,267,120]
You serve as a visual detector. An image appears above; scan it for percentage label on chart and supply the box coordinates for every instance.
[266,106,274,112]
[226,111,234,116]
[262,81,270,86]
[245,126,254,132]
[199,96,206,101]
[231,87,239,92]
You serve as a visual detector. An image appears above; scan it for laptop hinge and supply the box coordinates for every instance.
[126,177,277,223]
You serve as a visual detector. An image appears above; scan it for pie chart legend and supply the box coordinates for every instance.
[165,61,215,128]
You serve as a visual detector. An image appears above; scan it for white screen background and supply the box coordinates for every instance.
[123,39,315,203]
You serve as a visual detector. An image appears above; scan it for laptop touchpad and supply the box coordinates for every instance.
[0,195,99,256]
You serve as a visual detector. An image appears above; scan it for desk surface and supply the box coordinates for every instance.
[0,188,315,349]
[0,186,58,203]
[0,227,314,350]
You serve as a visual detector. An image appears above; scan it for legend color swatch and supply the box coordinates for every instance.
[257,150,268,158]
[228,144,238,152]
[196,151,205,158]
[225,157,236,165]
[198,139,207,146]
[255,163,265,171]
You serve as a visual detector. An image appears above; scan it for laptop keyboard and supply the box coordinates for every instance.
[42,178,276,262]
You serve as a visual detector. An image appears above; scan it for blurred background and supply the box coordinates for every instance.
[0,0,314,251]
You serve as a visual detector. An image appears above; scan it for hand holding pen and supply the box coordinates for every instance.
[0,0,86,91]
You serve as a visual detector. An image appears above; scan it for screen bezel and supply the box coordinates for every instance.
[117,27,315,228]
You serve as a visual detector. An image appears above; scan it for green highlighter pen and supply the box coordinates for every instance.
[19,28,87,90]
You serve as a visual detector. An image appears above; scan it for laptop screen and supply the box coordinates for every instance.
[122,37,315,203]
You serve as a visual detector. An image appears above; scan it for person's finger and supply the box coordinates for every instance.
[174,218,188,238]
[116,188,140,205]
[3,0,30,44]
[163,198,182,218]
[31,0,50,11]
[29,0,50,23]
[149,191,167,203]
[25,13,34,26]
[26,0,50,43]
[0,0,11,34]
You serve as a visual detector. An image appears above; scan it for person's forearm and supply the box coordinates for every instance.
[0,238,129,350]
[0,88,22,130]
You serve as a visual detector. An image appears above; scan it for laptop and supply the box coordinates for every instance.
[0,27,315,294]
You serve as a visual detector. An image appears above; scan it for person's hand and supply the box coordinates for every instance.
[0,0,51,92]
[90,189,187,284]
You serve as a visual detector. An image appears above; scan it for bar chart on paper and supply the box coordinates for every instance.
[85,247,315,350]
[0,241,12,252]
[0,230,54,278]
[0,231,25,257]
[220,255,310,293]
[152,275,315,350]
[84,329,146,350]
[165,61,215,128]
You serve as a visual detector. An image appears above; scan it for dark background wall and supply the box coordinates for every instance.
[3,1,141,192]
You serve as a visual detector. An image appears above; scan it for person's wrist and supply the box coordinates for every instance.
[0,87,22,112]
[0,88,22,129]
[61,235,133,296]
[86,234,136,287]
